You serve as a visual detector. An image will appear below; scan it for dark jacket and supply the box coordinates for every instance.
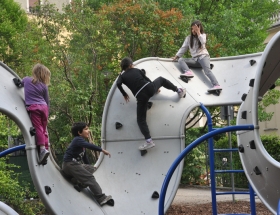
[117,68,151,97]
[63,136,102,162]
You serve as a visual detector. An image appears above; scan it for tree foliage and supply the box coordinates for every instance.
[100,0,186,60]
[0,0,28,64]
[0,114,43,214]
[156,0,280,56]
[25,1,120,157]
[258,80,280,122]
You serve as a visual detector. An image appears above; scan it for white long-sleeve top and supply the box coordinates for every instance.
[176,33,209,60]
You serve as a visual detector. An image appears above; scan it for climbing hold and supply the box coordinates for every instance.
[249,59,256,66]
[140,150,147,156]
[249,79,255,87]
[270,84,276,90]
[241,111,247,119]
[249,140,256,149]
[13,78,22,87]
[115,122,123,129]
[29,127,36,136]
[45,186,52,195]
[151,191,159,199]
[241,94,247,101]
[253,166,261,175]
[238,144,244,153]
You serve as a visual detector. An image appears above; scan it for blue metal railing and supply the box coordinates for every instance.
[205,104,256,215]
[0,145,25,158]
[158,104,255,215]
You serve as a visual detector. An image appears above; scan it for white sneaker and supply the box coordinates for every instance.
[208,85,222,91]
[139,141,155,150]
[39,149,50,164]
[178,88,186,98]
[181,70,194,77]
[100,195,112,206]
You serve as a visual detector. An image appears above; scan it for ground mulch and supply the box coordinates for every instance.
[167,201,273,215]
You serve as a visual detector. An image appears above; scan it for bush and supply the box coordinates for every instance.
[261,134,280,162]
[0,157,46,215]
[181,127,208,185]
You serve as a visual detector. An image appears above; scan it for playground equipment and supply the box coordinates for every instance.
[0,31,280,214]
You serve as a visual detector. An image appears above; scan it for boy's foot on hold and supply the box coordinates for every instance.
[100,195,112,206]
[181,70,194,78]
[208,85,222,91]
[178,88,186,98]
[39,149,50,165]
[139,141,155,150]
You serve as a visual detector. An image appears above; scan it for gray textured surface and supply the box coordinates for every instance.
[0,201,18,215]
[237,31,280,215]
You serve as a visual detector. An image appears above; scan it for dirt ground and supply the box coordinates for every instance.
[166,186,273,215]
[167,201,273,215]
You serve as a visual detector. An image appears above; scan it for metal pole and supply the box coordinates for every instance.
[227,105,235,202]
[249,184,256,215]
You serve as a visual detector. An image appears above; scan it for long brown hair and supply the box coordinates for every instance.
[31,63,51,86]
[190,20,205,49]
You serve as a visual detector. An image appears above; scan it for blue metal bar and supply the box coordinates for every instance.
[202,105,218,215]
[277,199,280,215]
[249,184,256,215]
[215,170,244,174]
[216,191,251,195]
[158,124,254,215]
[213,148,238,152]
[0,145,26,158]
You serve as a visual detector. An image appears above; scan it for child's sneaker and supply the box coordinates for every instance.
[181,70,194,77]
[139,141,155,150]
[178,88,186,98]
[39,149,50,165]
[100,195,112,206]
[208,85,222,91]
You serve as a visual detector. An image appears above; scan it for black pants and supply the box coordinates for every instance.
[136,76,178,139]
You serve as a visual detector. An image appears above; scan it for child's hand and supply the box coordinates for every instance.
[124,95,130,103]
[194,24,200,35]
[171,56,178,62]
[102,149,111,158]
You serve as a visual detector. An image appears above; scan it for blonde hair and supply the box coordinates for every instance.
[31,63,51,86]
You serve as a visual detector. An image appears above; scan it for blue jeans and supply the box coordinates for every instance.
[178,56,219,86]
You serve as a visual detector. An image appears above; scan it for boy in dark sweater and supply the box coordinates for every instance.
[62,122,112,206]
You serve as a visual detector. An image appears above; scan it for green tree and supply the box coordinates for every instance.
[258,80,280,122]
[155,0,280,56]
[0,0,28,64]
[100,0,187,59]
[0,114,44,214]
[28,1,120,158]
